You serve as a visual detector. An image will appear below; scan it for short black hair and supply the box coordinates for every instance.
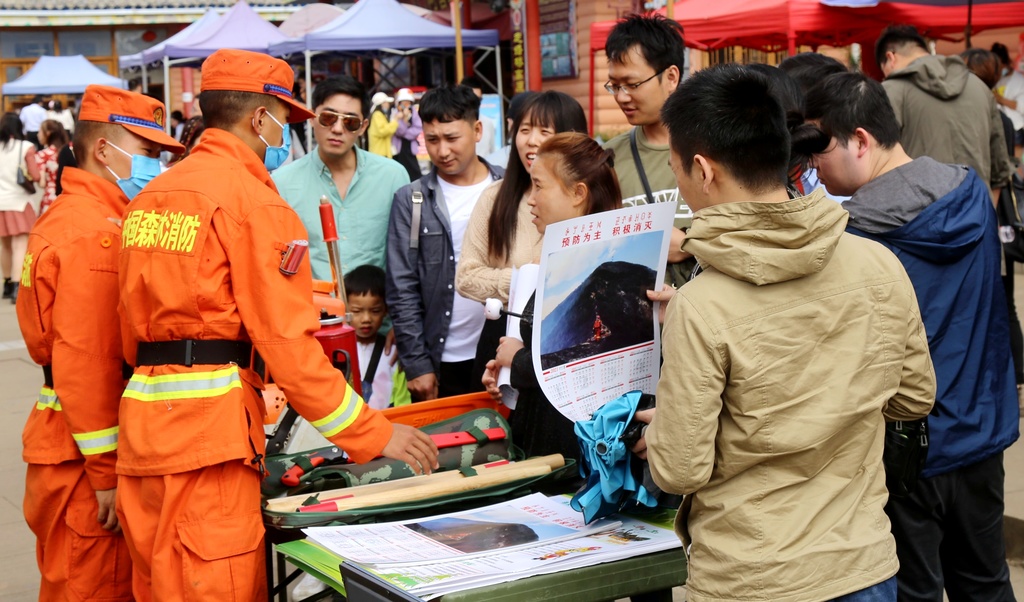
[198,90,280,130]
[418,84,480,124]
[606,13,685,77]
[71,121,126,165]
[661,63,789,193]
[312,75,368,119]
[459,75,486,91]
[344,265,386,301]
[805,72,901,150]
[778,53,847,96]
[875,24,928,71]
[171,110,184,122]
[745,64,828,179]
[992,42,1012,67]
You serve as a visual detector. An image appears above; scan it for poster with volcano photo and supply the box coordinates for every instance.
[533,202,675,422]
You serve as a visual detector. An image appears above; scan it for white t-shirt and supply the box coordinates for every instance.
[438,175,491,362]
[20,103,46,132]
[357,340,397,410]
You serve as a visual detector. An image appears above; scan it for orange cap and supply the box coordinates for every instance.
[78,85,185,153]
[200,49,315,124]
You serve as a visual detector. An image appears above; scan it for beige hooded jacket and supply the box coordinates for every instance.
[647,191,935,602]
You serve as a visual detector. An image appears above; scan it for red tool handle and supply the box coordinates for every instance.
[319,201,338,242]
[281,456,327,487]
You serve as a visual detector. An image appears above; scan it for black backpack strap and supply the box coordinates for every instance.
[629,128,656,204]
[362,334,387,402]
[409,180,424,250]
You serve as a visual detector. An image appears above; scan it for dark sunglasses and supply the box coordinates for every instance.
[317,111,363,132]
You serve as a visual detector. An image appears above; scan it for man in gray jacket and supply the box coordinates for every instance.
[876,24,1010,197]
[386,85,503,401]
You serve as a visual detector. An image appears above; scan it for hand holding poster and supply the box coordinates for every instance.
[532,203,676,422]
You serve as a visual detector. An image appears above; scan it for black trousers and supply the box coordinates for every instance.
[438,359,484,399]
[885,452,1014,602]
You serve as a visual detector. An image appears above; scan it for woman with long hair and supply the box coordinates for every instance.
[456,92,587,379]
[482,132,621,461]
[34,119,69,213]
[0,112,40,303]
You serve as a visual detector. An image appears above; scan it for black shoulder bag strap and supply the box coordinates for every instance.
[629,128,656,204]
[361,334,387,402]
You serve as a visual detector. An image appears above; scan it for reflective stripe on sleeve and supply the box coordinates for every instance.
[122,366,242,402]
[35,387,61,412]
[71,426,118,455]
[311,386,364,438]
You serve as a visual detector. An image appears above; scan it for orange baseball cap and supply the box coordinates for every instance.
[200,49,315,124]
[78,85,185,153]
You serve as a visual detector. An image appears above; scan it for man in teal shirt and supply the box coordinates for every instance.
[275,76,410,280]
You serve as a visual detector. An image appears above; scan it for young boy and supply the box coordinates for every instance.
[345,265,411,409]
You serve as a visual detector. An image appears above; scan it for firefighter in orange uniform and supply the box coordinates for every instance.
[15,85,183,601]
[115,49,439,601]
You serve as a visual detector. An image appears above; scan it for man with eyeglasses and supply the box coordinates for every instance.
[603,13,693,287]
[274,76,410,279]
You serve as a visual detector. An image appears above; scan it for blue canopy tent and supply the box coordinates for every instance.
[269,0,502,148]
[3,55,126,95]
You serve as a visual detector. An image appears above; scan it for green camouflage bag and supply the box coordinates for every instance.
[261,408,522,500]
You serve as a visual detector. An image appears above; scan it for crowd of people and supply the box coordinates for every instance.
[7,11,1024,602]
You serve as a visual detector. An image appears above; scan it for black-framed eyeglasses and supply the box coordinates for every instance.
[604,69,668,96]
[317,111,364,132]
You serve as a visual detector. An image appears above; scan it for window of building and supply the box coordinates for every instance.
[58,30,112,57]
[1,31,55,59]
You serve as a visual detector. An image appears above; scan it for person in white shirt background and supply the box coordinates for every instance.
[19,96,47,150]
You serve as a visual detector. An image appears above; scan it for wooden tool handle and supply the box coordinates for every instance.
[265,454,565,513]
[327,463,553,513]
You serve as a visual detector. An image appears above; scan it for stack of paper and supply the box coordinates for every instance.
[296,493,682,600]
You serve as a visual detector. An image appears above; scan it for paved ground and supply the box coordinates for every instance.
[0,281,1023,601]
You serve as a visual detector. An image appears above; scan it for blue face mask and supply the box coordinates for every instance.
[105,142,161,200]
[258,112,290,172]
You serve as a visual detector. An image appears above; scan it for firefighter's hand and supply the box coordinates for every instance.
[482,360,502,401]
[384,329,398,367]
[495,337,524,368]
[630,409,656,461]
[95,488,120,532]
[381,423,439,475]
[407,373,438,401]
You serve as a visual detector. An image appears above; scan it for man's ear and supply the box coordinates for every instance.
[473,119,483,143]
[854,127,873,159]
[694,154,715,195]
[663,64,681,89]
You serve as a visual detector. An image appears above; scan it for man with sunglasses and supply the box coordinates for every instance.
[603,12,693,287]
[274,76,410,280]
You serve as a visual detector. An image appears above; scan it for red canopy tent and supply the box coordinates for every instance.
[587,0,1024,129]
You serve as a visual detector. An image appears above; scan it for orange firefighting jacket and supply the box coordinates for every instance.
[16,167,127,491]
[117,128,393,476]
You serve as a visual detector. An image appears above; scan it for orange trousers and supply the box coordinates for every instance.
[24,462,133,602]
[116,461,267,602]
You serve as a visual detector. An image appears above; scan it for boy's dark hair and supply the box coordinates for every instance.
[661,64,789,193]
[171,109,184,122]
[344,265,386,301]
[606,13,685,77]
[72,121,126,165]
[418,84,480,124]
[992,42,1011,67]
[312,75,369,119]
[459,75,486,92]
[805,72,901,150]
[198,90,276,130]
[875,24,928,71]
[778,53,847,96]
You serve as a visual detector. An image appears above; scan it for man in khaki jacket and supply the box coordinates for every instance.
[642,64,936,602]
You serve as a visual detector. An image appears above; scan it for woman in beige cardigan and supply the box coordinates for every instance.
[456,92,587,378]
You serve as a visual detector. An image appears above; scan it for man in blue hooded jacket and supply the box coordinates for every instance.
[807,71,1019,602]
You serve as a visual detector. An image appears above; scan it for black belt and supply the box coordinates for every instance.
[136,340,253,369]
[42,362,134,388]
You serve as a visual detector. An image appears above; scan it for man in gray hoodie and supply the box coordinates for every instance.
[876,24,1010,197]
